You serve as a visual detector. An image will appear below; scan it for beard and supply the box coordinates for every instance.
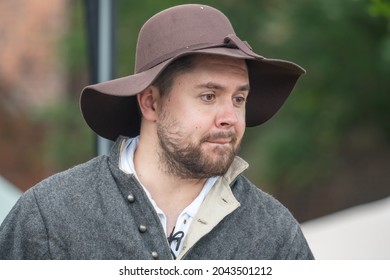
[156,111,240,180]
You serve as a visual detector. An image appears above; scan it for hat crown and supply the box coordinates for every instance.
[135,4,235,73]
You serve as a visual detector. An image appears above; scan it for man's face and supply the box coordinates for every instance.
[156,54,249,179]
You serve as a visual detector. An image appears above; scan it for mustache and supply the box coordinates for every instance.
[201,131,237,143]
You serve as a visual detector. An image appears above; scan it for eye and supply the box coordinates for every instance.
[233,96,246,106]
[200,93,216,102]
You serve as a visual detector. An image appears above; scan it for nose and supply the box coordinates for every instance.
[215,101,240,128]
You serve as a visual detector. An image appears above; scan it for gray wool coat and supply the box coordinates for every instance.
[0,137,314,260]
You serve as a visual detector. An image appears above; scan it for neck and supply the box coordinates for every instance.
[133,132,206,233]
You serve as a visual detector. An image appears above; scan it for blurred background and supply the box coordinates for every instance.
[0,0,389,259]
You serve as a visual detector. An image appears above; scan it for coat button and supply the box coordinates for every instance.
[138,224,147,233]
[151,251,159,259]
[127,194,135,203]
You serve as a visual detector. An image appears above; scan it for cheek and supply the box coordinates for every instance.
[185,106,208,127]
[166,106,205,136]
[236,113,246,137]
[188,117,207,135]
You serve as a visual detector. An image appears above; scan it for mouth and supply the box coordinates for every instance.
[202,131,237,146]
[205,139,232,145]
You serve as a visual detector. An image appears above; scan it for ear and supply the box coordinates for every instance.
[137,86,160,121]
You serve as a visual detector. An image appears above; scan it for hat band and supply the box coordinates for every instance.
[137,34,258,73]
[223,34,261,58]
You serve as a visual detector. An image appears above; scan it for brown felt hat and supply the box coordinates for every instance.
[80,4,305,141]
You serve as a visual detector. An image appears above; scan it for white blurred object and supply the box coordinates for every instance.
[0,176,22,224]
[301,196,390,259]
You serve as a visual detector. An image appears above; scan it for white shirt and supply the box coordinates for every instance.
[119,136,218,257]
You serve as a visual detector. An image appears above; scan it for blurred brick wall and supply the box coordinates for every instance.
[0,0,69,190]
[0,0,68,107]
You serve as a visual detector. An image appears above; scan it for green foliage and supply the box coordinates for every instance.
[369,0,390,19]
[60,1,88,75]
[32,102,94,172]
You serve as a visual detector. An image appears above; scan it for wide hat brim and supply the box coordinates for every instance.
[81,42,304,141]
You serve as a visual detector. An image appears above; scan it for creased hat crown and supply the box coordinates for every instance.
[135,4,235,73]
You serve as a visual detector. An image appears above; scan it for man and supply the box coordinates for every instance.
[0,4,314,259]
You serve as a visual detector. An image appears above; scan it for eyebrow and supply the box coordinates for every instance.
[195,82,250,92]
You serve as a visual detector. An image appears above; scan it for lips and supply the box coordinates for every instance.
[202,131,237,146]
[206,139,232,145]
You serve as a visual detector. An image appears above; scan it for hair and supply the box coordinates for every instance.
[152,55,196,97]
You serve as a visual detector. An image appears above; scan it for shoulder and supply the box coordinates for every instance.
[229,176,314,259]
[38,155,107,188]
[233,176,289,212]
[10,154,122,230]
[27,155,111,208]
[19,138,125,216]
[231,175,300,230]
[34,136,125,196]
